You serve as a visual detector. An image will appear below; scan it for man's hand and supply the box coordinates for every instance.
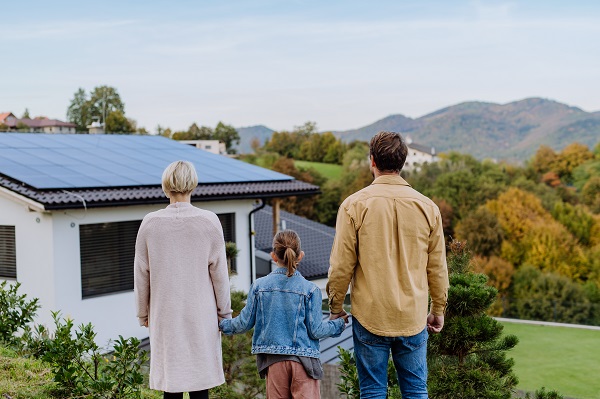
[143,320,149,328]
[427,313,444,333]
[330,310,350,324]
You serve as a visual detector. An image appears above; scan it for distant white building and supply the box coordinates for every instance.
[87,121,105,134]
[405,136,438,171]
[180,140,227,155]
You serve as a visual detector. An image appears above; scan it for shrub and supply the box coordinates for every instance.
[0,281,39,347]
[25,311,147,399]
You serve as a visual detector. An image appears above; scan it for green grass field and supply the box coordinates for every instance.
[501,321,600,399]
[294,160,343,181]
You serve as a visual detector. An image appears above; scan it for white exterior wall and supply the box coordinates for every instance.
[1,195,256,347]
[0,193,56,325]
[405,147,437,170]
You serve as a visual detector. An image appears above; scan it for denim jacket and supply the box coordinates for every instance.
[219,267,345,358]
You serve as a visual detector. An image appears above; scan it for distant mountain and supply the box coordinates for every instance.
[234,125,275,154]
[334,98,600,161]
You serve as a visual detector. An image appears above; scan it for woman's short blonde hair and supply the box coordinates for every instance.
[161,160,198,198]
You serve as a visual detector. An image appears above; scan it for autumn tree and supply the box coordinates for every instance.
[270,157,321,220]
[455,206,504,257]
[486,188,588,280]
[105,110,134,133]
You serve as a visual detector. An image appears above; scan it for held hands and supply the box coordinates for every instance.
[426,313,444,334]
[330,310,350,324]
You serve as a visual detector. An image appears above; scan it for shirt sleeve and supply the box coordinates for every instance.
[326,202,358,314]
[219,284,258,335]
[306,287,345,340]
[134,220,150,326]
[427,210,449,316]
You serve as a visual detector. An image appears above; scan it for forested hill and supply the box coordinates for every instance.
[334,98,600,161]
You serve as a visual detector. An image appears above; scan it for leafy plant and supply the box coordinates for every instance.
[0,281,39,347]
[29,311,147,399]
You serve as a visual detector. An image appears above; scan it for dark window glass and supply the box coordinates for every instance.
[0,225,16,279]
[217,213,237,273]
[80,220,141,298]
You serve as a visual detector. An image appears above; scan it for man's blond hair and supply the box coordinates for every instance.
[161,160,198,198]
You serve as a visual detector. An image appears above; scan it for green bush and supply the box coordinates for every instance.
[0,281,39,347]
[25,311,147,398]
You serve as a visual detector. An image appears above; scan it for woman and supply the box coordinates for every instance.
[134,160,232,399]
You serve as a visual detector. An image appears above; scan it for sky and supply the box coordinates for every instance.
[1,0,599,133]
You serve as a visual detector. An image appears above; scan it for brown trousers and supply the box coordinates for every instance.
[266,360,320,399]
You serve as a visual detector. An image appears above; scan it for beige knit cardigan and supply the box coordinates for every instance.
[134,202,232,392]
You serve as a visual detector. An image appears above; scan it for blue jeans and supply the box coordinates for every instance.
[352,317,429,399]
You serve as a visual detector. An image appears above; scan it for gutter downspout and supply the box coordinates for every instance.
[248,199,267,284]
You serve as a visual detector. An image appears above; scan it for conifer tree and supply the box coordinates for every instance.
[427,239,519,399]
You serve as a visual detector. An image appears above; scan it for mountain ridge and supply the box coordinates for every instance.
[236,98,600,161]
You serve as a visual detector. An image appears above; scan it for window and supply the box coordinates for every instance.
[80,220,141,298]
[80,214,236,298]
[0,225,16,279]
[217,213,237,273]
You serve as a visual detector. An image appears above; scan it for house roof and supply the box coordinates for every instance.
[408,142,435,155]
[0,112,15,123]
[18,118,77,128]
[0,133,320,210]
[254,205,334,280]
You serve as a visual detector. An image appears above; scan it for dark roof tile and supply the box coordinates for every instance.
[0,175,320,210]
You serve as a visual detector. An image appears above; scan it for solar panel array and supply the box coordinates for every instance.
[0,133,291,190]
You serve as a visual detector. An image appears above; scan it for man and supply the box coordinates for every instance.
[327,131,449,399]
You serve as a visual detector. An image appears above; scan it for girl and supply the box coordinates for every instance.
[219,229,347,398]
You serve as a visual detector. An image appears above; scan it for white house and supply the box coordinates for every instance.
[405,136,438,171]
[0,133,318,346]
[180,140,227,155]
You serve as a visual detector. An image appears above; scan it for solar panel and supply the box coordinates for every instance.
[0,133,292,189]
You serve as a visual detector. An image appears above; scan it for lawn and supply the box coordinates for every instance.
[501,321,600,399]
[294,160,343,180]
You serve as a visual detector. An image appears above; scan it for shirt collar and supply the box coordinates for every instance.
[371,174,411,187]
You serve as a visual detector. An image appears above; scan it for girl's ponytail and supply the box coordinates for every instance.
[272,229,302,277]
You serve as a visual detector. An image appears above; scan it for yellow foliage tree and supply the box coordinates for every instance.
[487,188,588,280]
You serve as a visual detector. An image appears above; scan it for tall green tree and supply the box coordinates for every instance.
[214,122,240,154]
[66,88,90,131]
[88,86,125,125]
[66,86,126,132]
[21,108,30,119]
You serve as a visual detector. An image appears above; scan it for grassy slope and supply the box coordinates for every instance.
[294,160,343,180]
[0,346,55,399]
[502,322,600,399]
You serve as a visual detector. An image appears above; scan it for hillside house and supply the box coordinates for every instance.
[405,136,438,171]
[0,112,76,133]
[0,133,318,345]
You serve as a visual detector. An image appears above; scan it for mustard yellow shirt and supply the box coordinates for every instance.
[327,174,449,337]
